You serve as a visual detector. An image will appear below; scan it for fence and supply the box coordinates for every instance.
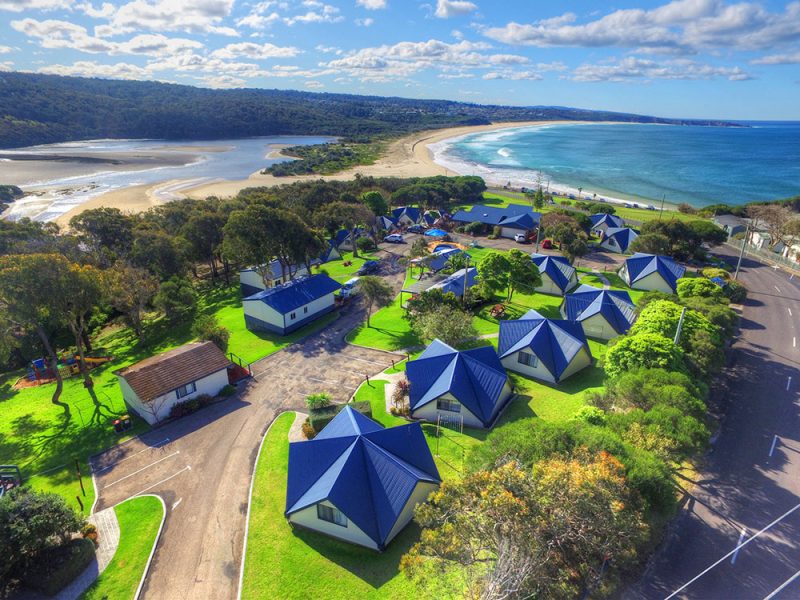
[725,241,800,275]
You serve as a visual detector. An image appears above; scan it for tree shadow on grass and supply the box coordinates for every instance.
[291,522,420,589]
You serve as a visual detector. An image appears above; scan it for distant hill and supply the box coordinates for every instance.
[0,71,740,149]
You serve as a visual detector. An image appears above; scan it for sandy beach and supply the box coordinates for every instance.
[54,182,171,227]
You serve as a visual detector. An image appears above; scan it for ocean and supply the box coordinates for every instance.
[430,122,800,208]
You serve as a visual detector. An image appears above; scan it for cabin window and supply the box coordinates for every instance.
[304,306,309,314]
[290,312,296,320]
[436,398,461,413]
[518,351,539,368]
[317,504,347,527]
[176,381,196,399]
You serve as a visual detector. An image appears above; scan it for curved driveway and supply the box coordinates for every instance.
[631,248,800,599]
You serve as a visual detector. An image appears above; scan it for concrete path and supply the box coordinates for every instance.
[589,268,612,289]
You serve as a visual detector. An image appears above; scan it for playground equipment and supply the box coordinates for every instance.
[22,354,114,388]
[0,465,22,498]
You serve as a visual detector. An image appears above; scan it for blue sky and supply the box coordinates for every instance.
[1,0,799,120]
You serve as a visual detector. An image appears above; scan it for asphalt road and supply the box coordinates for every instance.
[90,246,407,600]
[630,248,800,599]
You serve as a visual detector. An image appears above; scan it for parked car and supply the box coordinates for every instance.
[647,204,657,210]
[407,224,426,234]
[357,260,380,275]
[624,203,633,209]
[383,233,404,244]
[339,277,360,299]
[632,203,640,209]
[514,233,529,243]
[541,239,554,249]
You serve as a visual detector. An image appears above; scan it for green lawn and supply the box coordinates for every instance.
[242,412,419,600]
[319,251,378,283]
[80,495,164,600]
[577,270,646,304]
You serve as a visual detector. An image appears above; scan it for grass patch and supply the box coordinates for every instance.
[80,495,164,600]
[577,270,646,304]
[242,412,418,600]
[319,252,378,283]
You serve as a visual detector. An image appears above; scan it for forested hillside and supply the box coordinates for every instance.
[0,71,738,149]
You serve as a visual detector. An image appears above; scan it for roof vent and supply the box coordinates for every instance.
[483,213,488,217]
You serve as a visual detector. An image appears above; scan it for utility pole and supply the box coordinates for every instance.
[734,224,750,281]
[659,193,666,220]
[674,307,687,345]
[462,255,471,304]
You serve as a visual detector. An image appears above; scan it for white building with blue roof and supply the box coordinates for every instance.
[239,259,315,297]
[451,203,541,239]
[498,309,593,383]
[391,206,422,227]
[285,406,440,551]
[242,274,341,335]
[405,339,514,429]
[619,253,686,293]
[589,213,625,235]
[599,227,639,254]
[561,284,637,340]
[530,253,578,295]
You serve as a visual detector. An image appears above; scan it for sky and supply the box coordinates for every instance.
[1,0,799,120]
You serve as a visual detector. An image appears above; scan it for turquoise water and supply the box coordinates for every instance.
[433,122,800,207]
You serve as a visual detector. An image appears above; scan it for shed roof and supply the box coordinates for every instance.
[602,227,639,252]
[530,253,576,292]
[115,341,230,403]
[563,284,636,335]
[406,339,509,427]
[498,310,591,382]
[243,274,341,314]
[285,407,440,550]
[624,253,686,292]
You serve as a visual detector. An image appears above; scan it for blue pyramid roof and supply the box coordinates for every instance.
[563,284,636,335]
[498,311,591,382]
[426,247,466,272]
[530,253,577,293]
[406,340,509,427]
[286,407,440,550]
[377,215,398,230]
[602,227,639,253]
[392,206,421,223]
[624,253,686,292]
[243,274,341,314]
[590,213,625,229]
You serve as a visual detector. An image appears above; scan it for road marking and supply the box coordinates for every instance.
[103,451,180,488]
[731,528,748,565]
[790,308,794,317]
[763,568,800,599]
[94,438,171,473]
[172,498,182,510]
[306,376,341,385]
[769,435,780,457]
[131,466,191,498]
[794,337,797,348]
[788,377,793,391]
[347,355,394,367]
[775,285,782,293]
[665,500,800,599]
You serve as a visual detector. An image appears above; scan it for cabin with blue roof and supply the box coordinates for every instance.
[619,253,686,293]
[405,339,514,429]
[530,253,578,295]
[428,267,478,297]
[239,259,319,297]
[451,204,541,239]
[391,206,422,227]
[425,247,466,272]
[589,213,625,235]
[599,227,639,254]
[498,309,593,383]
[561,284,637,340]
[376,215,398,231]
[285,406,440,551]
[242,274,341,335]
[331,228,369,251]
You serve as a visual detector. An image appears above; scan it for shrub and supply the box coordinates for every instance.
[392,380,408,407]
[301,419,317,440]
[197,393,214,408]
[81,523,98,546]
[356,236,376,252]
[154,277,197,324]
[605,368,706,417]
[631,299,723,350]
[604,332,685,379]
[191,314,230,352]
[20,538,96,597]
[725,280,747,303]
[571,405,607,426]
[218,384,236,397]
[308,400,372,432]
[169,395,211,418]
[492,225,502,237]
[464,221,484,235]
[305,392,332,410]
[701,267,729,280]
[588,202,616,214]
[677,277,726,301]
[677,203,698,214]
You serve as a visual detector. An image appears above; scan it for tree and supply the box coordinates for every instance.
[588,202,616,215]
[603,368,706,418]
[639,220,700,260]
[191,314,230,352]
[315,201,375,258]
[181,210,225,280]
[0,487,85,585]
[68,207,134,265]
[357,276,393,327]
[605,332,685,379]
[631,299,722,351]
[747,204,797,250]
[405,288,461,323]
[361,190,388,216]
[154,277,197,324]
[629,233,671,256]
[130,227,188,279]
[59,263,104,390]
[506,249,542,300]
[676,277,726,301]
[416,305,476,346]
[222,204,280,285]
[442,251,470,274]
[104,263,159,343]
[688,220,727,246]
[478,251,511,298]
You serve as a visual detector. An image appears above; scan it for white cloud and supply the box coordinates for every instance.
[483,70,542,81]
[355,17,374,26]
[571,56,753,82]
[211,42,300,59]
[38,60,152,79]
[284,4,344,25]
[356,0,386,8]
[435,0,477,19]
[106,0,238,36]
[0,61,13,71]
[483,0,800,53]
[236,12,280,29]
[78,2,116,19]
[305,80,324,88]
[751,52,800,65]
[201,74,247,88]
[0,0,70,11]
[0,45,15,54]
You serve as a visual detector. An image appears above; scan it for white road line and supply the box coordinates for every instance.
[775,285,782,293]
[731,528,748,565]
[103,451,180,488]
[794,337,797,349]
[665,501,800,599]
[306,376,341,385]
[790,308,794,317]
[763,568,800,599]
[769,435,780,457]
[347,355,393,367]
[131,466,191,498]
[788,377,793,391]
[94,438,171,473]
[172,498,182,510]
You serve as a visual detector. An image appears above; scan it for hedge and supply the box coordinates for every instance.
[21,537,96,596]
[309,401,372,432]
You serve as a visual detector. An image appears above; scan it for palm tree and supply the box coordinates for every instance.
[358,276,393,327]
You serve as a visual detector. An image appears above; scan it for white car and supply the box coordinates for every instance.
[514,233,529,243]
[339,277,360,299]
[383,233,404,243]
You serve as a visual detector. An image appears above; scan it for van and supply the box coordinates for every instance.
[339,277,360,299]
